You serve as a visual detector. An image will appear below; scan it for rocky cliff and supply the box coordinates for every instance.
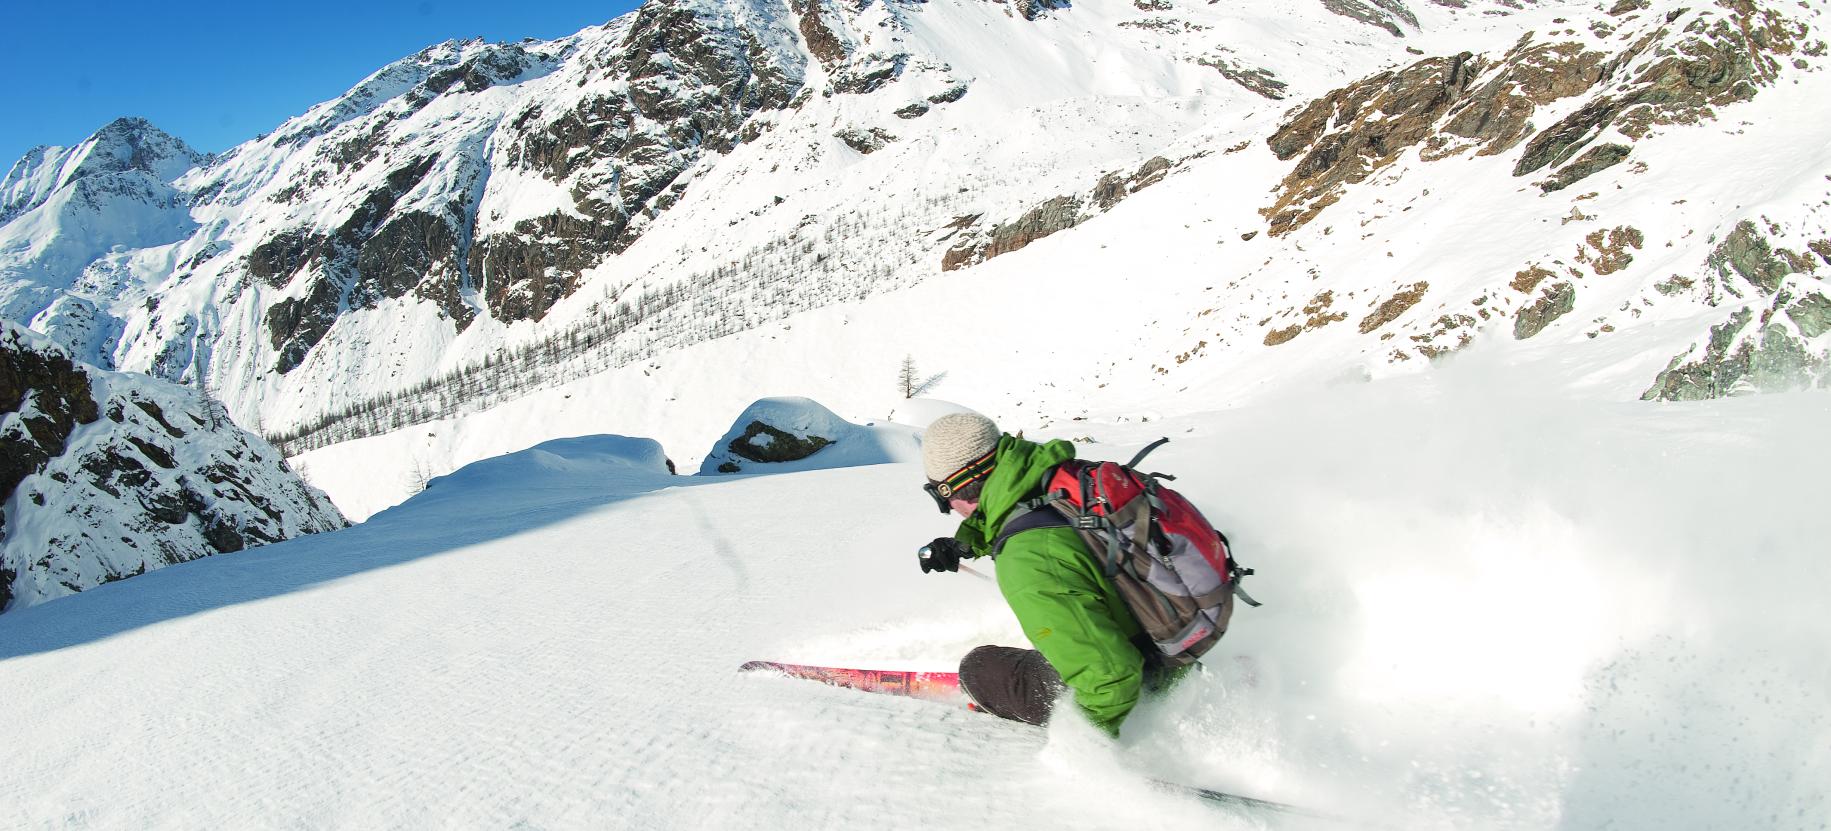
[1,323,345,613]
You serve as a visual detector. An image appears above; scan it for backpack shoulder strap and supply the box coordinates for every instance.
[1124,437,1171,469]
[990,503,1072,559]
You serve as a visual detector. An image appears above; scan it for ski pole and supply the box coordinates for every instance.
[957,563,994,583]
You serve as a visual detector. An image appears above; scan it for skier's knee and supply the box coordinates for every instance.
[959,644,1001,678]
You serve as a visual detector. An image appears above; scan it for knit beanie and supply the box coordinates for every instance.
[922,412,1001,483]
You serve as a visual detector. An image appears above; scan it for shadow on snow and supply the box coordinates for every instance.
[0,435,755,661]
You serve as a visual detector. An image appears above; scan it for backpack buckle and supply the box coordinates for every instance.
[1073,515,1100,530]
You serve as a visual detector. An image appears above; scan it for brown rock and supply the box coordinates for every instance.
[942,196,1085,272]
[1263,325,1302,346]
[1580,226,1644,275]
[1359,282,1430,334]
[1520,4,1805,177]
[1264,54,1481,236]
[1511,265,1556,293]
[791,0,847,68]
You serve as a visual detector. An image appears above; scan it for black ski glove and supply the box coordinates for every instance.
[918,537,967,574]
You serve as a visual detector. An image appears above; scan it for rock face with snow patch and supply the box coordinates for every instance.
[228,0,813,376]
[941,156,1179,271]
[1264,2,1808,236]
[1642,222,1831,399]
[701,397,917,474]
[0,324,346,613]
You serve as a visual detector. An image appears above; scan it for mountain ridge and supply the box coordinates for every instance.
[1,0,1826,498]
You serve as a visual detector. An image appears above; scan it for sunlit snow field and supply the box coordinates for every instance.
[4,360,1827,829]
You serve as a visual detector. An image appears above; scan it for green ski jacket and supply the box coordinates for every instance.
[954,434,1149,734]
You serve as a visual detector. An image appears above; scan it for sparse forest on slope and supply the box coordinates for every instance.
[2,0,1828,470]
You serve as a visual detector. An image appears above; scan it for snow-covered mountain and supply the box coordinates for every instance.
[0,118,205,366]
[1,0,1827,522]
[8,1,1821,449]
[0,323,345,613]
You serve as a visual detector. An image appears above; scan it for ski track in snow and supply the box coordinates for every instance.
[5,379,1831,829]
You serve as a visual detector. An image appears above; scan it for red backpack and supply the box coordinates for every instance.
[992,438,1258,668]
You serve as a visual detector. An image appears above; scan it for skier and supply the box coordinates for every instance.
[917,412,1176,736]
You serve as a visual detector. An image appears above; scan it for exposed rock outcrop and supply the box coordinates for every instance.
[1013,0,1071,22]
[1708,220,1815,296]
[261,155,454,373]
[725,421,832,468]
[1196,53,1289,100]
[1643,222,1830,399]
[1265,53,1485,236]
[1514,282,1576,339]
[1265,3,1807,235]
[835,127,897,154]
[1515,3,1807,182]
[943,157,1180,271]
[1359,281,1430,334]
[699,397,903,475]
[792,0,849,68]
[1642,301,1827,399]
[1319,0,1418,37]
[470,0,804,325]
[1,324,346,613]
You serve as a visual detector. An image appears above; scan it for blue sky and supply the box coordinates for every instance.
[1,0,645,169]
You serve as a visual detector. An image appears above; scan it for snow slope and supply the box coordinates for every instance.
[4,372,1827,829]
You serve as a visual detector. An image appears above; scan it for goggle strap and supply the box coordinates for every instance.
[941,449,997,495]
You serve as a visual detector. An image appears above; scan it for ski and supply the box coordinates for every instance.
[742,658,1370,825]
[737,660,972,705]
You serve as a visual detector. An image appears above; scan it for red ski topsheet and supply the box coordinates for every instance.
[739,660,967,704]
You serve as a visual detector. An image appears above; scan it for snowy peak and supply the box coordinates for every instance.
[0,119,203,332]
[72,117,204,184]
[261,38,572,153]
[0,322,346,613]
[0,118,202,225]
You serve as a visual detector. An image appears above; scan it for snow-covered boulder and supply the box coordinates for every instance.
[700,397,919,475]
[0,323,345,613]
[409,434,674,503]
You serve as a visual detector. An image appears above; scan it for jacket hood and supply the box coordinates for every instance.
[957,434,1075,555]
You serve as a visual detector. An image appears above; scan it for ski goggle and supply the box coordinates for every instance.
[921,481,953,514]
[921,449,996,514]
